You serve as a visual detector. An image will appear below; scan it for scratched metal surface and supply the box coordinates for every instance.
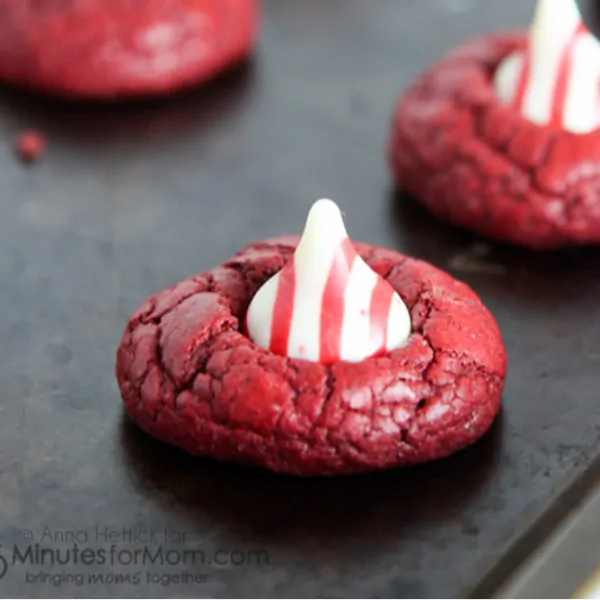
[1,0,600,597]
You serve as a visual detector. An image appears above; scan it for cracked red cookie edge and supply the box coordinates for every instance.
[389,31,600,249]
[116,236,507,476]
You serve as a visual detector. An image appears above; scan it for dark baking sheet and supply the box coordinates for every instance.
[493,480,600,598]
[1,0,600,597]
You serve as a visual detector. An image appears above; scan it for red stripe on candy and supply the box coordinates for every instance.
[319,238,356,364]
[549,22,586,127]
[368,276,395,355]
[513,47,531,110]
[269,256,296,356]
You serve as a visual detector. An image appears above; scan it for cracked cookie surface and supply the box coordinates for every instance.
[0,0,257,98]
[116,236,506,476]
[389,32,600,249]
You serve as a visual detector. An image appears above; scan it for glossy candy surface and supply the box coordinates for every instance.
[246,200,411,365]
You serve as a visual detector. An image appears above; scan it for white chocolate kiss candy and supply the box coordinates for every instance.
[494,0,600,133]
[246,199,412,364]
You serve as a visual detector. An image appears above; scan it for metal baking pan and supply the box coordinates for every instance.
[0,0,598,597]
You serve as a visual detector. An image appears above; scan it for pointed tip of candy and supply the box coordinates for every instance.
[306,198,345,230]
[532,0,582,33]
[311,198,341,213]
[298,198,349,256]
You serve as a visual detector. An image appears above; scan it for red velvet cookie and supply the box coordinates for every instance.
[388,32,600,249]
[0,0,258,99]
[116,234,506,476]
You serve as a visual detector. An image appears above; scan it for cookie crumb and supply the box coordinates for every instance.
[15,130,46,163]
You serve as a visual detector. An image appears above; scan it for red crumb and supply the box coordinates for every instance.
[16,130,46,162]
